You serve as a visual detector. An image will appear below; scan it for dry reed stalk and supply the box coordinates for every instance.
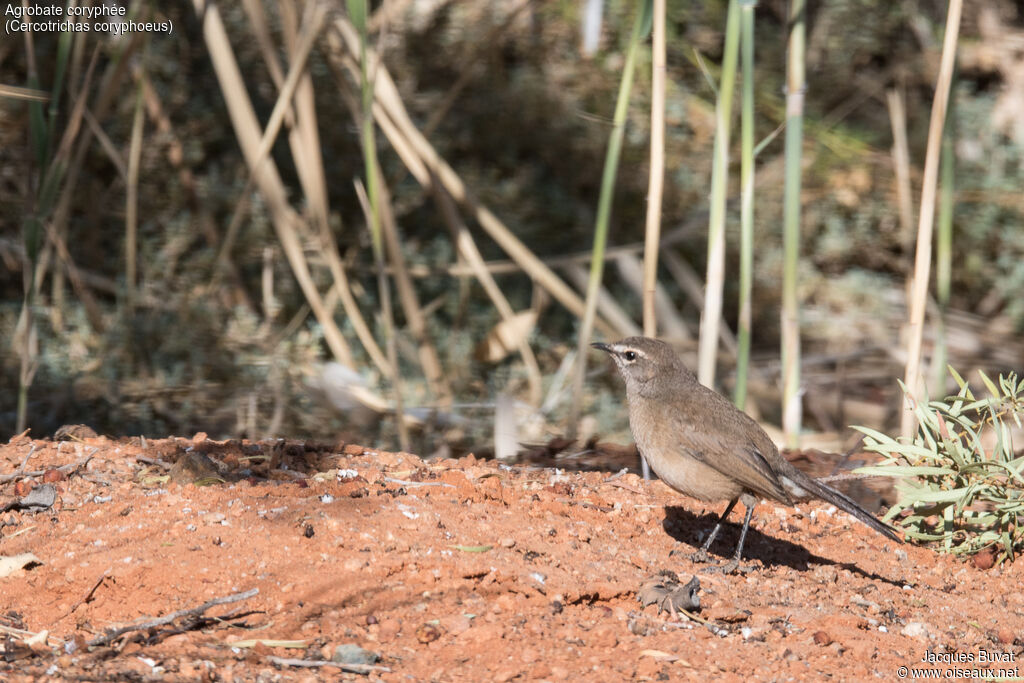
[901,0,963,437]
[698,0,740,388]
[326,15,617,338]
[886,87,915,253]
[192,0,360,370]
[781,0,805,447]
[642,0,666,338]
[430,173,545,405]
[276,0,331,231]
[614,253,689,340]
[124,77,145,308]
[375,168,453,406]
[563,264,642,339]
[350,70,543,403]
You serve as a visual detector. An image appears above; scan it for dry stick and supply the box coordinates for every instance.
[212,0,328,280]
[376,167,453,406]
[327,16,617,338]
[242,0,328,229]
[429,170,544,405]
[194,1,354,369]
[37,44,106,333]
[266,656,391,674]
[48,34,144,333]
[563,264,641,339]
[901,0,962,438]
[886,87,915,255]
[62,568,111,618]
[87,588,259,648]
[341,225,698,278]
[364,92,544,405]
[125,75,145,309]
[614,252,690,341]
[0,451,95,484]
[276,0,331,230]
[643,0,667,338]
[314,218,392,377]
[662,251,737,353]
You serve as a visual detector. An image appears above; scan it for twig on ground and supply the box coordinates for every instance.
[87,588,259,648]
[62,568,111,619]
[266,656,391,674]
[0,451,95,484]
[135,455,174,469]
[383,477,454,488]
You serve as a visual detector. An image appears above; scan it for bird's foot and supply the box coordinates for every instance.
[702,559,757,575]
[688,548,712,564]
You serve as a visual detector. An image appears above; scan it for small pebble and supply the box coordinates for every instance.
[332,643,380,665]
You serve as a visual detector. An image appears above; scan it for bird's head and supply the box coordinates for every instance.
[591,336,690,395]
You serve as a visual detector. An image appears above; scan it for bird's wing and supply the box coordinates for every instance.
[669,412,792,503]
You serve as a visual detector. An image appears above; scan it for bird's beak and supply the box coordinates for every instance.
[590,342,612,353]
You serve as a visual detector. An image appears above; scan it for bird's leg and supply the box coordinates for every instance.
[718,502,755,575]
[688,497,739,564]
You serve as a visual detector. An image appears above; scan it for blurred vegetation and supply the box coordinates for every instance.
[1,1,1023,455]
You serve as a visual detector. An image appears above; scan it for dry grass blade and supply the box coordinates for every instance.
[0,84,49,102]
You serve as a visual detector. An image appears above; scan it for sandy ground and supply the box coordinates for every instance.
[1,432,1022,682]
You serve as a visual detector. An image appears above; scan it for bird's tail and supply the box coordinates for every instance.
[782,468,903,543]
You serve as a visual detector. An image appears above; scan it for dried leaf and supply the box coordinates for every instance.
[0,553,43,578]
[637,570,700,614]
[450,545,492,553]
[474,311,537,363]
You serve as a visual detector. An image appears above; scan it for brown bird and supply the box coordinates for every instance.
[593,336,901,573]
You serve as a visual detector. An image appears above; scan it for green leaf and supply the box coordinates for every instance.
[979,370,1000,399]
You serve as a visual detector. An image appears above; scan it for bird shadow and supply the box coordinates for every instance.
[661,505,905,588]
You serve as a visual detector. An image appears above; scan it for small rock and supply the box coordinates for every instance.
[332,643,380,665]
[901,622,930,639]
[813,631,831,646]
[54,424,98,441]
[812,565,838,584]
[973,548,996,570]
[415,622,444,643]
[997,628,1015,644]
[499,537,516,548]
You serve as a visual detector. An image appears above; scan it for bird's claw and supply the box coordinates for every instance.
[688,549,712,564]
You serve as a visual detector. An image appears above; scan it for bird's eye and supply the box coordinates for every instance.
[623,351,637,361]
